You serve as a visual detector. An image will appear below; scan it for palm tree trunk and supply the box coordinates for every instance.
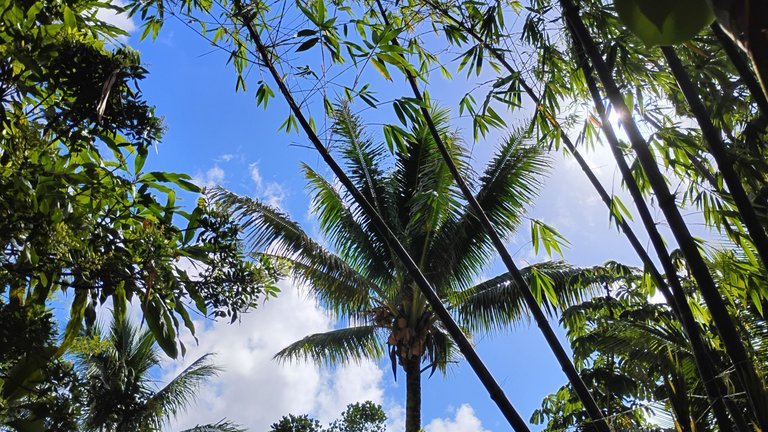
[405,358,422,432]
[231,3,530,431]
[559,0,768,427]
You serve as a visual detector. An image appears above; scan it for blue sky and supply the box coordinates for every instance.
[96,3,698,430]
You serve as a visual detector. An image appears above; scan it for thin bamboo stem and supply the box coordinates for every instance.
[711,23,768,118]
[231,2,531,430]
[372,2,612,430]
[559,0,768,427]
[662,46,768,274]
[416,2,742,427]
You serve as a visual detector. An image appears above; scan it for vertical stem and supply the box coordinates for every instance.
[372,2,612,430]
[232,3,531,431]
[405,358,422,432]
[662,46,768,273]
[560,0,768,427]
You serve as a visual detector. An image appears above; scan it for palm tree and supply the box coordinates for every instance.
[214,107,599,432]
[77,317,243,432]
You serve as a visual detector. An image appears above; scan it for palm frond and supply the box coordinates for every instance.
[143,353,221,429]
[303,164,394,286]
[211,188,377,316]
[422,324,459,377]
[180,419,246,432]
[392,107,466,256]
[449,262,599,333]
[274,325,385,366]
[332,104,392,221]
[429,130,548,293]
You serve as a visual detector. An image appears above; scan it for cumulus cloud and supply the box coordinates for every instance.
[424,404,491,432]
[249,162,287,208]
[163,280,387,431]
[193,165,226,188]
[95,0,136,33]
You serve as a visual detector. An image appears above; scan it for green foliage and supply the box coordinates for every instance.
[1,0,279,427]
[614,0,714,46]
[269,414,322,432]
[268,401,386,432]
[328,401,387,432]
[75,317,243,432]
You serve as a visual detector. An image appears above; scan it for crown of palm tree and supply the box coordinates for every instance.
[77,317,243,432]
[212,106,602,431]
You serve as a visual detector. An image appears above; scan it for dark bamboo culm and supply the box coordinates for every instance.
[711,24,768,118]
[573,37,746,430]
[231,2,532,430]
[417,1,744,427]
[661,46,768,272]
[559,0,768,428]
[371,1,613,430]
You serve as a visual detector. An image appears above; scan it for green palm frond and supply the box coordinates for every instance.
[332,104,392,221]
[143,354,221,429]
[212,188,377,316]
[274,325,385,366]
[273,254,389,317]
[422,324,459,377]
[181,419,246,432]
[449,262,599,333]
[393,108,466,254]
[428,130,548,293]
[303,164,395,286]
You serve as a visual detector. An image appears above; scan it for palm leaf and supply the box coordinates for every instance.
[274,325,385,366]
[393,108,466,257]
[181,420,246,432]
[143,353,221,429]
[429,130,548,294]
[303,164,394,286]
[212,188,377,317]
[449,262,599,333]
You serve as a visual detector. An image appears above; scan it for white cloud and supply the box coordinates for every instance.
[193,165,226,188]
[249,162,287,208]
[424,404,491,432]
[95,0,136,33]
[163,280,387,431]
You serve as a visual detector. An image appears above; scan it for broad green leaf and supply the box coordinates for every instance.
[614,0,715,46]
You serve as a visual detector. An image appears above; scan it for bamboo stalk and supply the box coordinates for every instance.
[711,23,768,118]
[231,2,531,430]
[371,2,612,430]
[559,0,768,427]
[415,2,742,427]
[662,46,768,274]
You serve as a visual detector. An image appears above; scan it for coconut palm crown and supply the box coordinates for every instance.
[77,317,243,432]
[213,107,599,432]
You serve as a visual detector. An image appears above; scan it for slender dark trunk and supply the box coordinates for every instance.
[559,0,768,427]
[371,2,611,430]
[231,3,530,431]
[405,358,422,432]
[662,46,768,274]
[573,35,745,430]
[711,23,768,117]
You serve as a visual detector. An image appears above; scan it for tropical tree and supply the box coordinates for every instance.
[76,317,244,432]
[269,401,386,432]
[214,107,601,432]
[0,0,279,424]
[534,255,768,431]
